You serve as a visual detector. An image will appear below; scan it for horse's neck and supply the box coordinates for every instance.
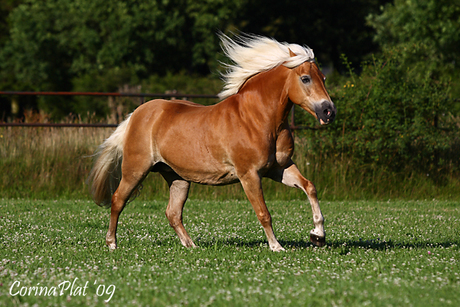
[234,66,292,129]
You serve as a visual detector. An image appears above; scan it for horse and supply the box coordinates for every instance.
[88,33,336,251]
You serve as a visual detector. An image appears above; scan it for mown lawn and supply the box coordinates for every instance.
[0,198,459,306]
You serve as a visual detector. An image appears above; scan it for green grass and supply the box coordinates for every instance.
[1,198,459,306]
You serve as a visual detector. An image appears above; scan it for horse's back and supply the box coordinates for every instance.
[129,99,213,137]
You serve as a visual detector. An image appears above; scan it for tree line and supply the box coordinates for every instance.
[1,0,388,118]
[0,0,459,119]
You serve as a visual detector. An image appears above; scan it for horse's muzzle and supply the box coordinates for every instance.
[315,101,336,125]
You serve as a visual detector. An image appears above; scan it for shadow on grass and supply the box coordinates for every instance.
[330,238,459,252]
[130,232,459,251]
[161,237,460,252]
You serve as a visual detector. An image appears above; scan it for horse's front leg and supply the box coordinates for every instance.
[239,170,284,251]
[267,161,326,247]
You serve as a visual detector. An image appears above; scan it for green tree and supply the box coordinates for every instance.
[308,47,459,177]
[0,0,240,87]
[367,0,460,101]
[0,0,245,117]
[0,0,391,119]
[236,0,390,71]
[0,1,22,45]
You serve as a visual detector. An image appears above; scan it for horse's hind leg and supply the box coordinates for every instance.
[161,172,196,248]
[106,160,150,250]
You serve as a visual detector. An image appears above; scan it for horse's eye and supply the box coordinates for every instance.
[301,76,311,84]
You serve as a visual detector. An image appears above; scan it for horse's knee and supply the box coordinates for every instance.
[305,180,317,197]
[257,212,272,227]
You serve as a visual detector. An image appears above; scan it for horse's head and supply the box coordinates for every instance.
[217,33,336,125]
[287,57,336,125]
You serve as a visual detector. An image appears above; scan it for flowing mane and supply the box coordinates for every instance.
[218,33,315,100]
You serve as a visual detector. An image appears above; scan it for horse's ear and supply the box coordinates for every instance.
[289,48,296,57]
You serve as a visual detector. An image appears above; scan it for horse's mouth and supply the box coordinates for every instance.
[316,101,336,125]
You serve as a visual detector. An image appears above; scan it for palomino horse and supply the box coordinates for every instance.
[88,33,336,251]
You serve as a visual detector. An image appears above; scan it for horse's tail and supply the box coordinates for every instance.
[88,114,132,208]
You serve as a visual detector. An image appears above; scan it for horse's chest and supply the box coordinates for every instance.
[257,133,294,172]
[274,130,294,167]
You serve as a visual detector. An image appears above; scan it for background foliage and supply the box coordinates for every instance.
[0,0,389,117]
[367,0,460,104]
[320,46,457,173]
[1,0,459,200]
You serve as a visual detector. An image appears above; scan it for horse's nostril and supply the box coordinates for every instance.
[316,101,336,125]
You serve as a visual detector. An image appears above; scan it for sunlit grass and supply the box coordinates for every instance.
[1,199,459,306]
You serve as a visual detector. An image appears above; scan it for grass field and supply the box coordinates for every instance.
[1,198,459,306]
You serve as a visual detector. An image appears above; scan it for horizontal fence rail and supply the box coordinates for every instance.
[0,122,119,128]
[0,91,219,99]
[0,91,314,130]
[0,91,219,128]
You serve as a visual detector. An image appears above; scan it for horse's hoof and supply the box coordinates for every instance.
[107,242,117,250]
[270,244,285,252]
[310,233,326,247]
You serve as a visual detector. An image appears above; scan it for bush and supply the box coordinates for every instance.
[297,45,459,183]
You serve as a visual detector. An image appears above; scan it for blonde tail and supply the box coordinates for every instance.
[88,114,132,208]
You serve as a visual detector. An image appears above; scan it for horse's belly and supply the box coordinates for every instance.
[193,171,240,186]
[177,162,239,185]
[178,169,240,186]
[153,160,239,186]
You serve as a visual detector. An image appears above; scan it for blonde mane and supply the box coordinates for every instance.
[218,33,315,100]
